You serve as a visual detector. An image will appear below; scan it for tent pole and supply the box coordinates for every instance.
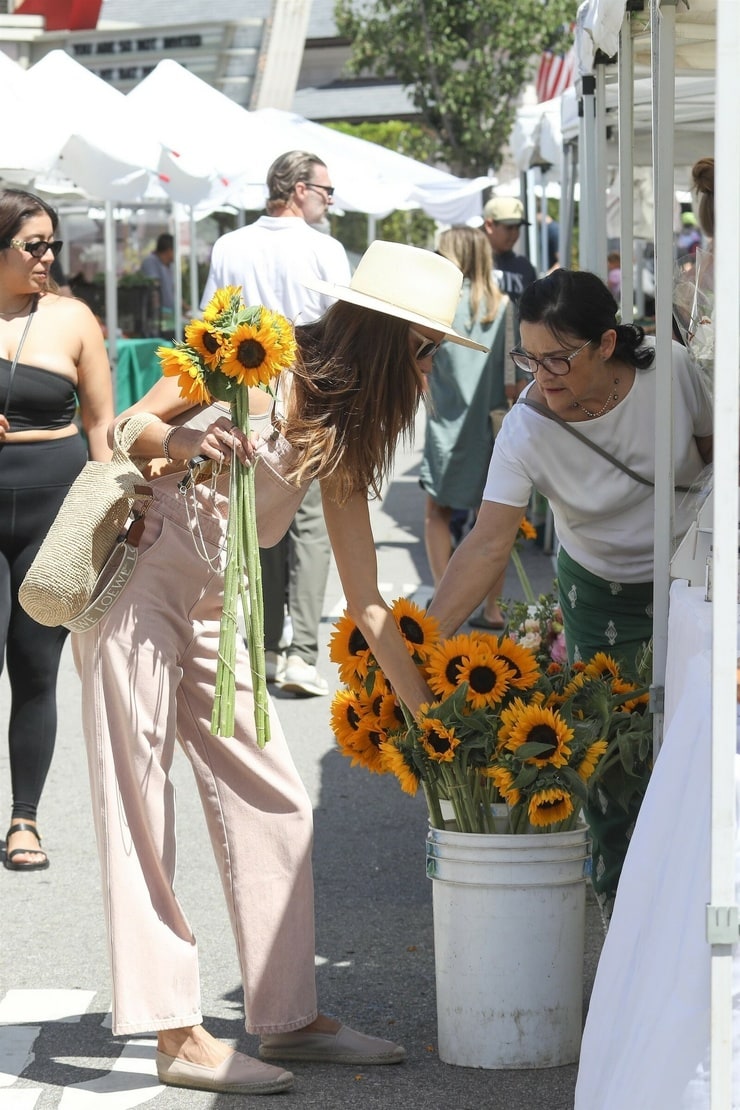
[617,10,635,323]
[578,73,597,271]
[593,62,608,280]
[172,207,183,340]
[708,1,740,1105]
[649,0,676,760]
[104,201,118,406]
[539,168,548,274]
[189,206,199,317]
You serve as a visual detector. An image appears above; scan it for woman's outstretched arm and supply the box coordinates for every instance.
[427,500,526,638]
[322,486,432,716]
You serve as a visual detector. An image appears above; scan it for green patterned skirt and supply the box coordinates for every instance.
[556,546,653,679]
[556,546,654,918]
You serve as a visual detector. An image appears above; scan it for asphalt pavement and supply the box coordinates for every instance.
[0,411,603,1109]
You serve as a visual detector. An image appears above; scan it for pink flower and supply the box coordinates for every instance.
[550,632,568,665]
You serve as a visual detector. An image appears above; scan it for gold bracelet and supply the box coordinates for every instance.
[162,426,177,463]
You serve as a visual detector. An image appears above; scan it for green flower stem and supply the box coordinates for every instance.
[211,480,240,736]
[510,546,537,607]
[211,388,271,747]
[423,780,446,830]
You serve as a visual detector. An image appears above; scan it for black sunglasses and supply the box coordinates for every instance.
[6,238,64,260]
[302,182,335,200]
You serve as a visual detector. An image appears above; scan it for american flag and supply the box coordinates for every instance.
[535,31,576,103]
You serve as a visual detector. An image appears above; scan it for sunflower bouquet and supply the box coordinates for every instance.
[157,287,297,745]
[329,599,652,834]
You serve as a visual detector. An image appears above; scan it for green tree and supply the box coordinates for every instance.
[334,0,577,176]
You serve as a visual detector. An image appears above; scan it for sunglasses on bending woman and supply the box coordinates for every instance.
[409,327,443,361]
[3,238,64,259]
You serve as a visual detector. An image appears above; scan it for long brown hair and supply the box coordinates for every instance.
[0,188,58,246]
[285,302,426,503]
[437,226,501,325]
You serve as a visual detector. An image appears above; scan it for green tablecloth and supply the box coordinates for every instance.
[114,338,169,412]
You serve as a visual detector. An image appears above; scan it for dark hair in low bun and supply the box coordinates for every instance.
[518,269,654,370]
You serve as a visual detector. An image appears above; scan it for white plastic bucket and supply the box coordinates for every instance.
[426,824,589,1069]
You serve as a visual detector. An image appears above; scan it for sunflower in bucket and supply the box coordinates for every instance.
[329,598,652,834]
[157,288,297,746]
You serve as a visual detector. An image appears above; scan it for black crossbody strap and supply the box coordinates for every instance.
[2,295,38,418]
[517,395,690,493]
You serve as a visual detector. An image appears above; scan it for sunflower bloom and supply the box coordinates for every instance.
[202,285,242,322]
[503,703,573,767]
[485,764,521,806]
[378,692,406,733]
[330,689,366,749]
[345,717,388,773]
[528,787,574,827]
[493,637,540,691]
[356,669,387,721]
[390,597,440,660]
[418,718,460,763]
[426,633,479,699]
[518,517,537,541]
[184,319,227,370]
[577,739,608,781]
[261,307,299,363]
[158,345,210,405]
[612,678,650,712]
[584,652,622,681]
[379,739,420,795]
[220,313,296,388]
[329,610,374,687]
[456,650,514,709]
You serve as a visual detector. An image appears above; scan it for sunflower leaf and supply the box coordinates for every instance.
[559,765,588,802]
[514,740,559,759]
[511,764,539,789]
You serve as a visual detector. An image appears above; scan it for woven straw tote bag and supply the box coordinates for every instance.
[19,413,157,630]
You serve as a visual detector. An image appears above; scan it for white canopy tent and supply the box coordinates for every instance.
[1,50,494,353]
[567,2,740,1107]
[125,59,493,222]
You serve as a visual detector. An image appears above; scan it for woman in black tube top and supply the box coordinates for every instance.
[0,188,113,872]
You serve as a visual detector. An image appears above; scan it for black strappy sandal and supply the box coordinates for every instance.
[4,821,50,871]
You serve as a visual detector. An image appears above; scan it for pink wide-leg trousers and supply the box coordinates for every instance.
[72,478,318,1036]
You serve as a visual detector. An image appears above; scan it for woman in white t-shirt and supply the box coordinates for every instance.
[427,268,713,915]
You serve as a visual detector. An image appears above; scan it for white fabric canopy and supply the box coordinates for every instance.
[125,59,492,222]
[1,51,491,223]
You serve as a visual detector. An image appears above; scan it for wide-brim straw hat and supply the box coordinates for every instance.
[303,240,489,352]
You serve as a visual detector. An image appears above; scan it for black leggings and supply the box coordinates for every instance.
[0,435,87,821]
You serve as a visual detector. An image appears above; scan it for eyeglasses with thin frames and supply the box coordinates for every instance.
[6,238,64,260]
[301,182,335,200]
[410,327,443,361]
[509,338,593,377]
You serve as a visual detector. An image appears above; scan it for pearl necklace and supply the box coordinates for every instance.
[573,377,620,419]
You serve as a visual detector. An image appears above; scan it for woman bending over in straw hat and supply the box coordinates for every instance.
[71,240,484,1098]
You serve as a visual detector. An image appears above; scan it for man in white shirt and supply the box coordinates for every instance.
[202,151,351,696]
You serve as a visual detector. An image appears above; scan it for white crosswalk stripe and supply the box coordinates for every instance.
[0,991,163,1108]
[57,1039,160,1108]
